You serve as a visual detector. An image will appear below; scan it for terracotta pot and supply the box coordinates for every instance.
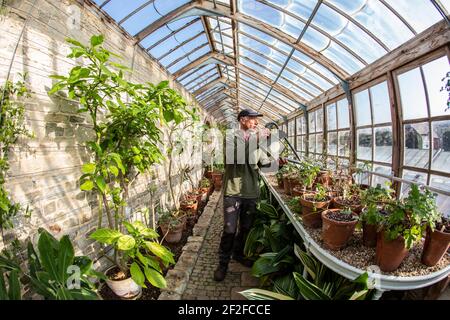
[104,266,142,299]
[299,194,330,228]
[288,178,301,194]
[277,176,284,189]
[292,186,315,197]
[283,177,290,194]
[376,231,409,272]
[180,200,198,214]
[204,170,213,179]
[160,221,184,243]
[332,197,363,214]
[362,222,378,247]
[421,227,450,267]
[322,209,358,250]
[316,171,332,187]
[211,172,223,190]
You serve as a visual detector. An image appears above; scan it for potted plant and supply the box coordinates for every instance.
[211,163,224,190]
[359,183,395,247]
[422,216,450,267]
[157,209,186,243]
[332,183,363,214]
[200,177,213,199]
[90,220,174,298]
[0,228,103,300]
[300,184,331,228]
[321,208,358,250]
[376,185,438,272]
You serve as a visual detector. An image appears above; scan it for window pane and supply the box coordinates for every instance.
[328,132,338,156]
[431,120,450,174]
[296,116,304,135]
[327,103,337,131]
[309,134,316,153]
[316,108,323,132]
[296,135,303,152]
[401,170,427,197]
[422,56,450,118]
[337,98,349,129]
[374,126,393,163]
[371,81,391,124]
[404,122,429,169]
[354,89,371,126]
[309,111,316,133]
[338,130,350,157]
[397,67,428,120]
[430,175,450,193]
[316,133,323,154]
[357,128,372,160]
[372,165,392,188]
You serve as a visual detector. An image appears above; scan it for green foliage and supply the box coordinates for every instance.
[90,221,174,288]
[200,178,211,188]
[360,183,395,226]
[50,34,197,273]
[313,184,328,202]
[239,288,294,300]
[0,75,33,231]
[382,184,441,249]
[292,245,371,300]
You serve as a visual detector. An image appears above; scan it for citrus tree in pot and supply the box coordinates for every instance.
[49,34,188,298]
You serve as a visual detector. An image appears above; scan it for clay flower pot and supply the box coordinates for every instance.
[321,209,358,250]
[316,171,332,187]
[204,170,213,179]
[283,177,290,194]
[300,194,331,228]
[421,227,450,267]
[276,176,284,188]
[211,172,223,190]
[376,231,409,272]
[160,221,184,243]
[288,178,301,192]
[362,222,378,247]
[332,197,363,214]
[180,199,198,215]
[292,186,314,197]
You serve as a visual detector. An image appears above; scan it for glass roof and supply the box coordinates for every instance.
[93,0,447,124]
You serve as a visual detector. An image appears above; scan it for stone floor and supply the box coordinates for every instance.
[182,194,260,300]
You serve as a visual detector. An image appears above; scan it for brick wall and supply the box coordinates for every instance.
[0,0,205,266]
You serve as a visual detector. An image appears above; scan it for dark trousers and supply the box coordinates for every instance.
[218,196,257,268]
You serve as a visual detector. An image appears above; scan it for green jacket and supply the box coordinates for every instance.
[223,129,272,199]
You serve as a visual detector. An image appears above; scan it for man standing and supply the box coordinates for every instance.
[213,109,282,281]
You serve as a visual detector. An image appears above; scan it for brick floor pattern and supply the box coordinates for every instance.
[182,195,260,300]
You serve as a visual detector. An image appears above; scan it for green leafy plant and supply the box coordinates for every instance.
[50,35,195,277]
[0,75,33,235]
[200,178,211,189]
[90,221,175,288]
[382,184,441,248]
[241,245,372,300]
[313,184,328,202]
[26,228,104,300]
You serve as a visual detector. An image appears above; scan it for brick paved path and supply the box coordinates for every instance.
[182,195,260,300]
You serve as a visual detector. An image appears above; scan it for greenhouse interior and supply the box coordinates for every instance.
[0,0,449,302]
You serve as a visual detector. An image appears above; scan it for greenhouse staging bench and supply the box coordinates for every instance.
[260,173,450,298]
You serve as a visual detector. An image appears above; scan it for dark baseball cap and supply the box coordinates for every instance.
[237,108,264,120]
